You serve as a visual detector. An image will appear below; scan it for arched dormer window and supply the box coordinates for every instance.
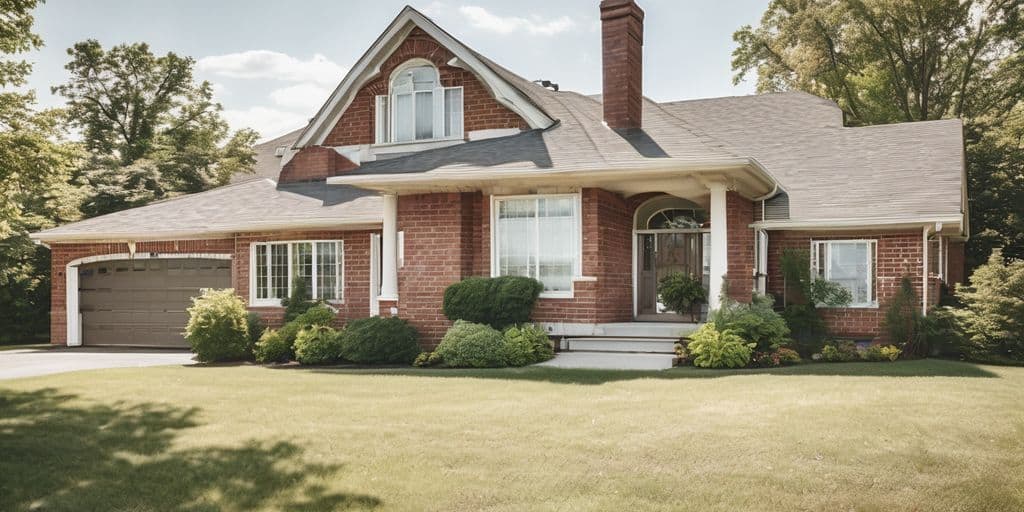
[375,60,463,144]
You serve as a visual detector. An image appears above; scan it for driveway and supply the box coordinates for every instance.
[0,347,195,380]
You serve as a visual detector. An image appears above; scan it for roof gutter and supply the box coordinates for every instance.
[29,218,383,244]
[752,216,964,232]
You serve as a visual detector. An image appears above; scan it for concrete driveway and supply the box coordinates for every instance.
[0,347,195,380]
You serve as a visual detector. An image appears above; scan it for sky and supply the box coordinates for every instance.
[25,0,769,142]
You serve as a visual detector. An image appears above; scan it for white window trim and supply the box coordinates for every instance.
[374,60,464,146]
[249,240,345,307]
[810,239,878,308]
[489,193,583,299]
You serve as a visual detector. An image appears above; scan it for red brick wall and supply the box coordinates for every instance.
[48,240,234,345]
[765,230,930,341]
[726,191,755,303]
[234,230,377,328]
[323,27,527,147]
[278,146,359,184]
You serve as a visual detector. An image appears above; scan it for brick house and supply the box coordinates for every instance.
[32,1,967,350]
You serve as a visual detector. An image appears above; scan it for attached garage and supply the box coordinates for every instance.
[76,257,231,347]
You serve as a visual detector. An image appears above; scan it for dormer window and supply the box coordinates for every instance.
[375,61,463,144]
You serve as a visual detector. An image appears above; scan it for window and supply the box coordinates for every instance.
[252,241,344,304]
[375,63,463,144]
[493,195,580,296]
[811,240,877,307]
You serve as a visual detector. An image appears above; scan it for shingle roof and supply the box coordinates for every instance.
[32,179,381,241]
[230,128,304,184]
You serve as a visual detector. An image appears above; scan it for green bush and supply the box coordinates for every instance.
[502,324,554,367]
[339,316,420,365]
[435,320,509,368]
[413,351,442,367]
[751,346,802,367]
[294,325,343,365]
[953,250,1024,362]
[820,341,860,362]
[657,272,706,320]
[711,295,791,351]
[278,304,337,350]
[184,288,252,362]
[686,323,755,369]
[779,249,853,355]
[883,276,928,356]
[442,276,543,329]
[862,344,902,362]
[254,329,290,363]
[246,312,265,346]
[281,279,320,323]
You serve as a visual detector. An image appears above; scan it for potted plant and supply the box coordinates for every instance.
[657,272,707,322]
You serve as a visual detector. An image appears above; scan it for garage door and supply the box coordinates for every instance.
[78,258,231,347]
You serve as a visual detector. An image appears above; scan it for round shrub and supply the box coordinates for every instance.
[184,288,251,362]
[711,295,791,351]
[254,329,290,363]
[442,276,543,329]
[413,351,442,367]
[686,323,755,369]
[820,341,860,362]
[862,344,902,362]
[502,324,554,367]
[246,312,266,346]
[436,320,509,368]
[339,316,420,365]
[278,304,337,352]
[294,325,343,365]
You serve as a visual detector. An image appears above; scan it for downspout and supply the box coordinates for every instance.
[922,225,931,316]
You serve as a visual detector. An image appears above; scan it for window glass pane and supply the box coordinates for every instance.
[316,242,339,301]
[828,242,870,304]
[410,66,436,91]
[270,244,289,299]
[255,245,268,299]
[537,197,575,292]
[444,87,463,138]
[415,90,433,140]
[394,93,413,142]
[497,199,537,280]
[291,242,313,298]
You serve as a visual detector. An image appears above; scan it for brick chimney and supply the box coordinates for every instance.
[600,0,644,130]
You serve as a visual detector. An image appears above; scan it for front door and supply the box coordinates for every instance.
[637,232,708,320]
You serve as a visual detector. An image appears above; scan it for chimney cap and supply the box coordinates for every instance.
[600,0,644,21]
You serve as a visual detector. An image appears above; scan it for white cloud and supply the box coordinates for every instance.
[457,6,576,36]
[269,83,333,111]
[197,50,346,85]
[222,106,309,142]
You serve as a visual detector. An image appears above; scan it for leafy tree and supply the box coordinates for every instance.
[953,250,1024,361]
[733,0,1024,268]
[0,0,83,344]
[53,40,258,216]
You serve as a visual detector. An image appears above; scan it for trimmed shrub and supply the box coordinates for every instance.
[751,347,802,367]
[863,344,902,362]
[254,329,290,363]
[281,280,319,323]
[413,351,442,367]
[294,325,343,365]
[436,320,509,368]
[779,249,852,355]
[442,276,543,329]
[686,323,755,369]
[184,288,251,362]
[278,304,337,350]
[820,341,860,362]
[657,272,706,320]
[246,312,265,347]
[711,295,791,351]
[339,316,420,365]
[502,324,554,367]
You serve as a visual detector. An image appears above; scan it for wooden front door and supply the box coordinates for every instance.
[637,232,706,320]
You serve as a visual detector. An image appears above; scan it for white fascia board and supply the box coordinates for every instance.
[753,216,964,232]
[30,219,384,243]
[294,7,554,149]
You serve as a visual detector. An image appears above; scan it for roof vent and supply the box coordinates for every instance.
[534,79,559,91]
[274,146,288,157]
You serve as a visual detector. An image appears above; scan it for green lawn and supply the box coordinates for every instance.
[2,360,1022,511]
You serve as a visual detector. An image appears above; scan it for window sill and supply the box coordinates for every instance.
[250,299,345,308]
[371,137,463,152]
[819,303,879,310]
[539,292,574,300]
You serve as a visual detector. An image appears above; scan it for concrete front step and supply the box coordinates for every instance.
[565,337,677,354]
[536,351,675,370]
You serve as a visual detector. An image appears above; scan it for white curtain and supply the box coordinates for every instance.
[497,197,577,292]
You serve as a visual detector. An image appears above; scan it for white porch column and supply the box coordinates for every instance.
[380,194,399,301]
[708,182,728,311]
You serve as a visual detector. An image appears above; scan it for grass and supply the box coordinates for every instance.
[2,360,1022,511]
[0,343,50,351]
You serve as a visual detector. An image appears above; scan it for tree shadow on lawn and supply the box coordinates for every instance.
[0,388,380,512]
[304,359,999,385]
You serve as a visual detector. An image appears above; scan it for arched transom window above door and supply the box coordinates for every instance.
[375,61,464,144]
[634,196,708,230]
